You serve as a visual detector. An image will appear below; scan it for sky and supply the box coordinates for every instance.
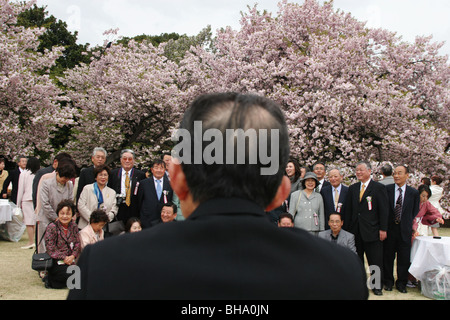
[33,0,450,57]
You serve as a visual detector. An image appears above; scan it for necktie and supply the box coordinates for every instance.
[125,171,131,206]
[315,183,320,193]
[156,179,162,201]
[334,188,339,209]
[394,188,403,223]
[359,184,365,202]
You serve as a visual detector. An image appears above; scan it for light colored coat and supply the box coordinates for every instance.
[17,169,34,205]
[79,224,104,249]
[289,190,325,233]
[77,183,118,229]
[318,229,357,253]
[379,176,394,186]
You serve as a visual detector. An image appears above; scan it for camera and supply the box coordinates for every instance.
[116,195,126,206]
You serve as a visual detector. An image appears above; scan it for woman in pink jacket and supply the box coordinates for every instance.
[16,157,40,249]
[412,184,444,240]
[79,209,109,249]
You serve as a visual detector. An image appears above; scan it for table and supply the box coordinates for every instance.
[409,236,450,280]
[0,200,13,224]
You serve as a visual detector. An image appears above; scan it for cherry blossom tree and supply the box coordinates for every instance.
[181,0,449,176]
[0,0,74,159]
[60,33,189,167]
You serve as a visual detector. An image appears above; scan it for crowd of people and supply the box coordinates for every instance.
[0,149,179,288]
[0,147,448,293]
[278,159,448,295]
[0,93,448,297]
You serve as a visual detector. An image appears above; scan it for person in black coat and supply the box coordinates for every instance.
[383,165,419,293]
[1,155,27,204]
[75,147,107,204]
[107,149,146,226]
[344,160,389,296]
[320,168,348,229]
[137,159,173,228]
[68,92,368,300]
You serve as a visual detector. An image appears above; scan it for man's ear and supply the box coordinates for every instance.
[265,176,291,212]
[168,162,189,201]
[168,161,198,218]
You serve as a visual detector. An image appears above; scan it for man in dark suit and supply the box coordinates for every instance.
[1,155,27,204]
[383,165,419,293]
[344,160,389,296]
[138,159,173,228]
[108,149,146,227]
[68,92,368,300]
[75,147,107,204]
[312,161,331,192]
[321,168,348,229]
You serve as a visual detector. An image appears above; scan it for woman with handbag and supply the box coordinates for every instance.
[77,165,118,230]
[44,199,81,289]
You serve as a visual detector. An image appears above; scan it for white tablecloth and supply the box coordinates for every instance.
[409,236,450,280]
[0,200,13,224]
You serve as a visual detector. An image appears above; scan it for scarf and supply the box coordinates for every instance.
[93,182,104,208]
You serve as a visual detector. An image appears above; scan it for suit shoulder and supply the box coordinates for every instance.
[140,177,152,185]
[348,182,359,191]
[406,185,419,193]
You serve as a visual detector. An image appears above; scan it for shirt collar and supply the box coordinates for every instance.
[333,184,342,192]
[395,183,407,193]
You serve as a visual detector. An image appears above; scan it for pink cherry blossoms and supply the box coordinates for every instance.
[0,0,74,157]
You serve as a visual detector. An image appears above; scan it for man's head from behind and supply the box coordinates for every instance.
[170,92,291,217]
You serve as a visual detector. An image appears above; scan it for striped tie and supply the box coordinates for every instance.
[394,188,402,224]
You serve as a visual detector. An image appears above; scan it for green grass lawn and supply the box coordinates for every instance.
[1,224,449,300]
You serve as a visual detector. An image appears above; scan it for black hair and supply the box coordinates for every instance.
[125,217,141,232]
[176,92,290,208]
[56,159,77,179]
[56,199,76,217]
[151,159,166,169]
[329,211,343,221]
[89,209,109,224]
[418,184,432,199]
[380,164,393,176]
[93,165,111,178]
[161,202,177,214]
[286,158,301,182]
[26,157,41,174]
[278,212,294,223]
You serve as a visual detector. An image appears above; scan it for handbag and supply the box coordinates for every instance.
[104,220,125,238]
[32,252,53,271]
[31,226,53,272]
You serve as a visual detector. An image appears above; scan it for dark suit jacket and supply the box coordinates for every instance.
[320,184,348,229]
[344,180,389,242]
[2,168,21,204]
[76,166,95,204]
[318,180,331,192]
[386,184,420,243]
[137,175,173,228]
[68,197,368,300]
[108,167,146,223]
